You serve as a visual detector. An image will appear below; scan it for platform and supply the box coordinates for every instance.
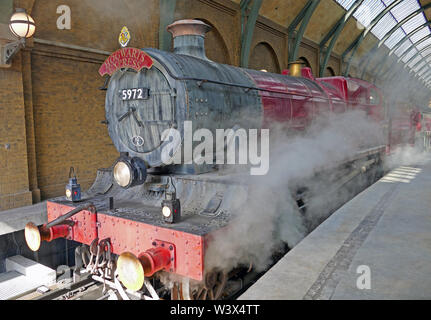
[0,256,56,300]
[0,202,47,236]
[239,154,431,300]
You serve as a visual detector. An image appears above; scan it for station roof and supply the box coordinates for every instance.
[335,0,431,86]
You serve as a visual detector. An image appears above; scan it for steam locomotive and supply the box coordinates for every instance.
[24,20,419,300]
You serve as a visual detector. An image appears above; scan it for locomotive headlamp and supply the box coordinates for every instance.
[113,155,147,188]
[113,161,131,187]
[1,9,36,66]
[161,177,181,224]
[66,167,81,202]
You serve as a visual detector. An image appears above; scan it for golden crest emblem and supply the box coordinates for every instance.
[118,26,131,48]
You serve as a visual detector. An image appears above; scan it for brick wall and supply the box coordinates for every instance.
[0,53,33,210]
[31,52,118,199]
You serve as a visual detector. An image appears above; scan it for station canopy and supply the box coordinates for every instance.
[335,0,431,84]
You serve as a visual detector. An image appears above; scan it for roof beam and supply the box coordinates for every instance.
[342,0,403,76]
[359,3,431,79]
[416,64,431,77]
[240,0,263,67]
[422,68,431,80]
[159,0,177,52]
[389,22,431,56]
[288,0,320,63]
[409,56,431,74]
[409,54,431,75]
[419,67,431,80]
[318,0,364,77]
[397,34,431,63]
[374,29,431,79]
[402,43,431,68]
[416,60,431,75]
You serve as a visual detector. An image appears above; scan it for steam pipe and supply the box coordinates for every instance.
[46,203,96,228]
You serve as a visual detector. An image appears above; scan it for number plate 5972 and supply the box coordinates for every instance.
[121,88,150,101]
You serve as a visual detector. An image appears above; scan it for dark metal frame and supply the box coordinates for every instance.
[408,52,431,74]
[319,0,364,77]
[240,0,263,67]
[358,3,431,79]
[1,38,25,64]
[422,69,431,83]
[401,43,431,66]
[415,61,431,77]
[288,0,320,63]
[342,0,403,76]
[159,0,177,52]
[420,68,431,81]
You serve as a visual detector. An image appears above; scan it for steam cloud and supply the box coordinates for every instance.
[204,109,387,273]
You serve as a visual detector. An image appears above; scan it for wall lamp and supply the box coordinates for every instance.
[1,8,36,66]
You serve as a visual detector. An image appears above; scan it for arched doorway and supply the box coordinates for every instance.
[195,18,231,64]
[298,56,312,69]
[249,42,281,73]
[324,66,335,77]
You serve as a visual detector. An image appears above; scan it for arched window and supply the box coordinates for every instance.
[324,67,335,77]
[249,42,281,73]
[298,56,311,69]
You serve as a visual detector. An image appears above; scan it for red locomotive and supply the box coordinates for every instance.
[24,20,417,300]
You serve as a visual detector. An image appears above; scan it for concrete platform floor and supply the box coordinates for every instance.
[240,154,431,300]
[0,202,47,237]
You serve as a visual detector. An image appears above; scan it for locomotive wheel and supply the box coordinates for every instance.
[171,271,228,300]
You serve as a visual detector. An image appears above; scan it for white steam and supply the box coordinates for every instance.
[204,110,385,273]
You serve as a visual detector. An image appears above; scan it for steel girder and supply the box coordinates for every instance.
[409,52,431,74]
[397,34,431,63]
[423,69,431,81]
[319,0,364,77]
[402,43,431,70]
[420,68,431,81]
[359,3,431,79]
[159,0,177,52]
[288,0,320,63]
[409,57,430,75]
[416,62,431,77]
[240,0,263,67]
[342,0,403,76]
[373,24,431,80]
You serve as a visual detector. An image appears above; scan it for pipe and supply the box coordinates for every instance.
[46,203,95,228]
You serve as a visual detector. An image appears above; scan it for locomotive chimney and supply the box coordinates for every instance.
[167,19,211,60]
